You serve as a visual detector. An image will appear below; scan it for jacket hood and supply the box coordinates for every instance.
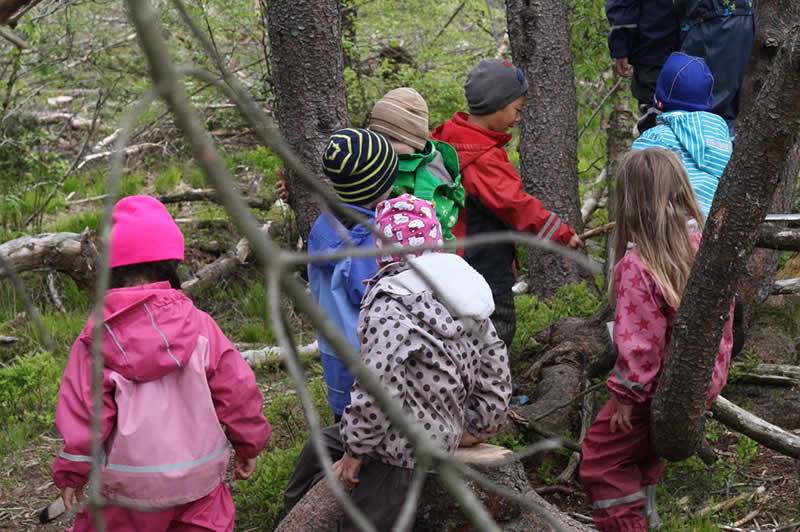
[431,112,511,170]
[660,111,732,176]
[80,281,202,382]
[308,206,375,272]
[362,253,495,332]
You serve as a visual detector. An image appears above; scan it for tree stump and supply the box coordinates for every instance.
[275,443,592,531]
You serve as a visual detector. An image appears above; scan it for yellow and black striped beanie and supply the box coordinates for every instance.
[322,128,399,205]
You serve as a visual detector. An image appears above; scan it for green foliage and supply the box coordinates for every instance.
[45,209,103,234]
[725,348,762,385]
[734,434,758,466]
[235,376,332,529]
[0,351,64,428]
[154,164,183,194]
[487,432,526,452]
[512,281,603,357]
[534,461,558,486]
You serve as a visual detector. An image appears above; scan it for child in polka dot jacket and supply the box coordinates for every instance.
[579,149,734,532]
[284,194,512,532]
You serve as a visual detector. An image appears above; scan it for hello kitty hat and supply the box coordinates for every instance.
[374,193,443,267]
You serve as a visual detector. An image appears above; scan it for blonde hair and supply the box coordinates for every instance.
[611,148,704,309]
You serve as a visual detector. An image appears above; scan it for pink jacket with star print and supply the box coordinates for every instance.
[608,232,733,406]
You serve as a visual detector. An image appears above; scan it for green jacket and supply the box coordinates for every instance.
[392,139,465,241]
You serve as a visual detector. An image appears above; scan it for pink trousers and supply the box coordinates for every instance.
[68,481,234,532]
[579,397,665,532]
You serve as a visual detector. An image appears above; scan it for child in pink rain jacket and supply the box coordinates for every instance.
[51,195,270,531]
[579,149,734,532]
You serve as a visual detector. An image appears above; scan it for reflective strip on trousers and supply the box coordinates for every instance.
[593,490,646,510]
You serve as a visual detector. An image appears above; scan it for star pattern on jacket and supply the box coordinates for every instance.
[608,234,735,408]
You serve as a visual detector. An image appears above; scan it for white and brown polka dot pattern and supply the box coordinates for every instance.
[340,262,512,468]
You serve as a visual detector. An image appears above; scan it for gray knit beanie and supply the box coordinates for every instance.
[464,59,529,115]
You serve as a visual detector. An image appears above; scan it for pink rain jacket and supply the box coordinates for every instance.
[609,231,733,407]
[52,282,270,508]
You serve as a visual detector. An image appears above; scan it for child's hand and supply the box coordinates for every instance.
[610,398,634,433]
[458,432,485,447]
[275,169,289,202]
[332,453,362,489]
[234,454,258,480]
[62,485,84,510]
[615,57,632,78]
[567,234,584,249]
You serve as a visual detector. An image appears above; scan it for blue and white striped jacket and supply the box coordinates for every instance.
[632,110,732,219]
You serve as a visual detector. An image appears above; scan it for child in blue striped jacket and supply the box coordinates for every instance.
[632,52,732,220]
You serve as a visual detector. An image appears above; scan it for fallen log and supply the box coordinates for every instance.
[68,188,275,211]
[710,395,800,458]
[0,230,98,293]
[76,143,163,169]
[747,363,800,380]
[275,443,592,532]
[181,221,278,296]
[239,340,318,366]
[0,335,18,347]
[773,277,800,295]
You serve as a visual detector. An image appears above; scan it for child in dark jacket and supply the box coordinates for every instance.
[52,196,270,531]
[675,0,754,136]
[285,194,512,532]
[605,0,680,119]
[308,128,399,421]
[430,58,583,348]
[579,149,733,532]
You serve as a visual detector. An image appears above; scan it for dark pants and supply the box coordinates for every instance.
[284,425,415,532]
[490,290,516,349]
[631,64,662,109]
[681,14,755,136]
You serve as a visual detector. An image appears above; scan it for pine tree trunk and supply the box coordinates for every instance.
[735,0,800,333]
[651,8,800,461]
[264,0,350,242]
[505,0,592,298]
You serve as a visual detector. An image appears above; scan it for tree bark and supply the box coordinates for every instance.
[264,0,349,242]
[651,15,800,461]
[505,0,591,298]
[736,0,800,338]
[602,102,635,291]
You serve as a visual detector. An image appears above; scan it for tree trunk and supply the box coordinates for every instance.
[602,102,635,291]
[264,0,349,242]
[505,0,591,298]
[735,0,800,335]
[651,13,800,461]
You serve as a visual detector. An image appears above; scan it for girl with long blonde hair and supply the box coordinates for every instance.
[580,148,734,532]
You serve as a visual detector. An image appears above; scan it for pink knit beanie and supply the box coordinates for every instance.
[374,194,443,266]
[110,195,184,268]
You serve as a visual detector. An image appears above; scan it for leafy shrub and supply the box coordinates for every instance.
[0,351,64,428]
[234,376,333,528]
[512,281,603,358]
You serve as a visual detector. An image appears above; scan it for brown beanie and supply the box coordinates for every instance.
[368,88,429,151]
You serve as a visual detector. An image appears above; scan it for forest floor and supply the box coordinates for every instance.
[1,122,799,532]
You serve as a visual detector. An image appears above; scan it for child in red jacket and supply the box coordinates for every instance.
[430,58,583,348]
[579,149,733,531]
